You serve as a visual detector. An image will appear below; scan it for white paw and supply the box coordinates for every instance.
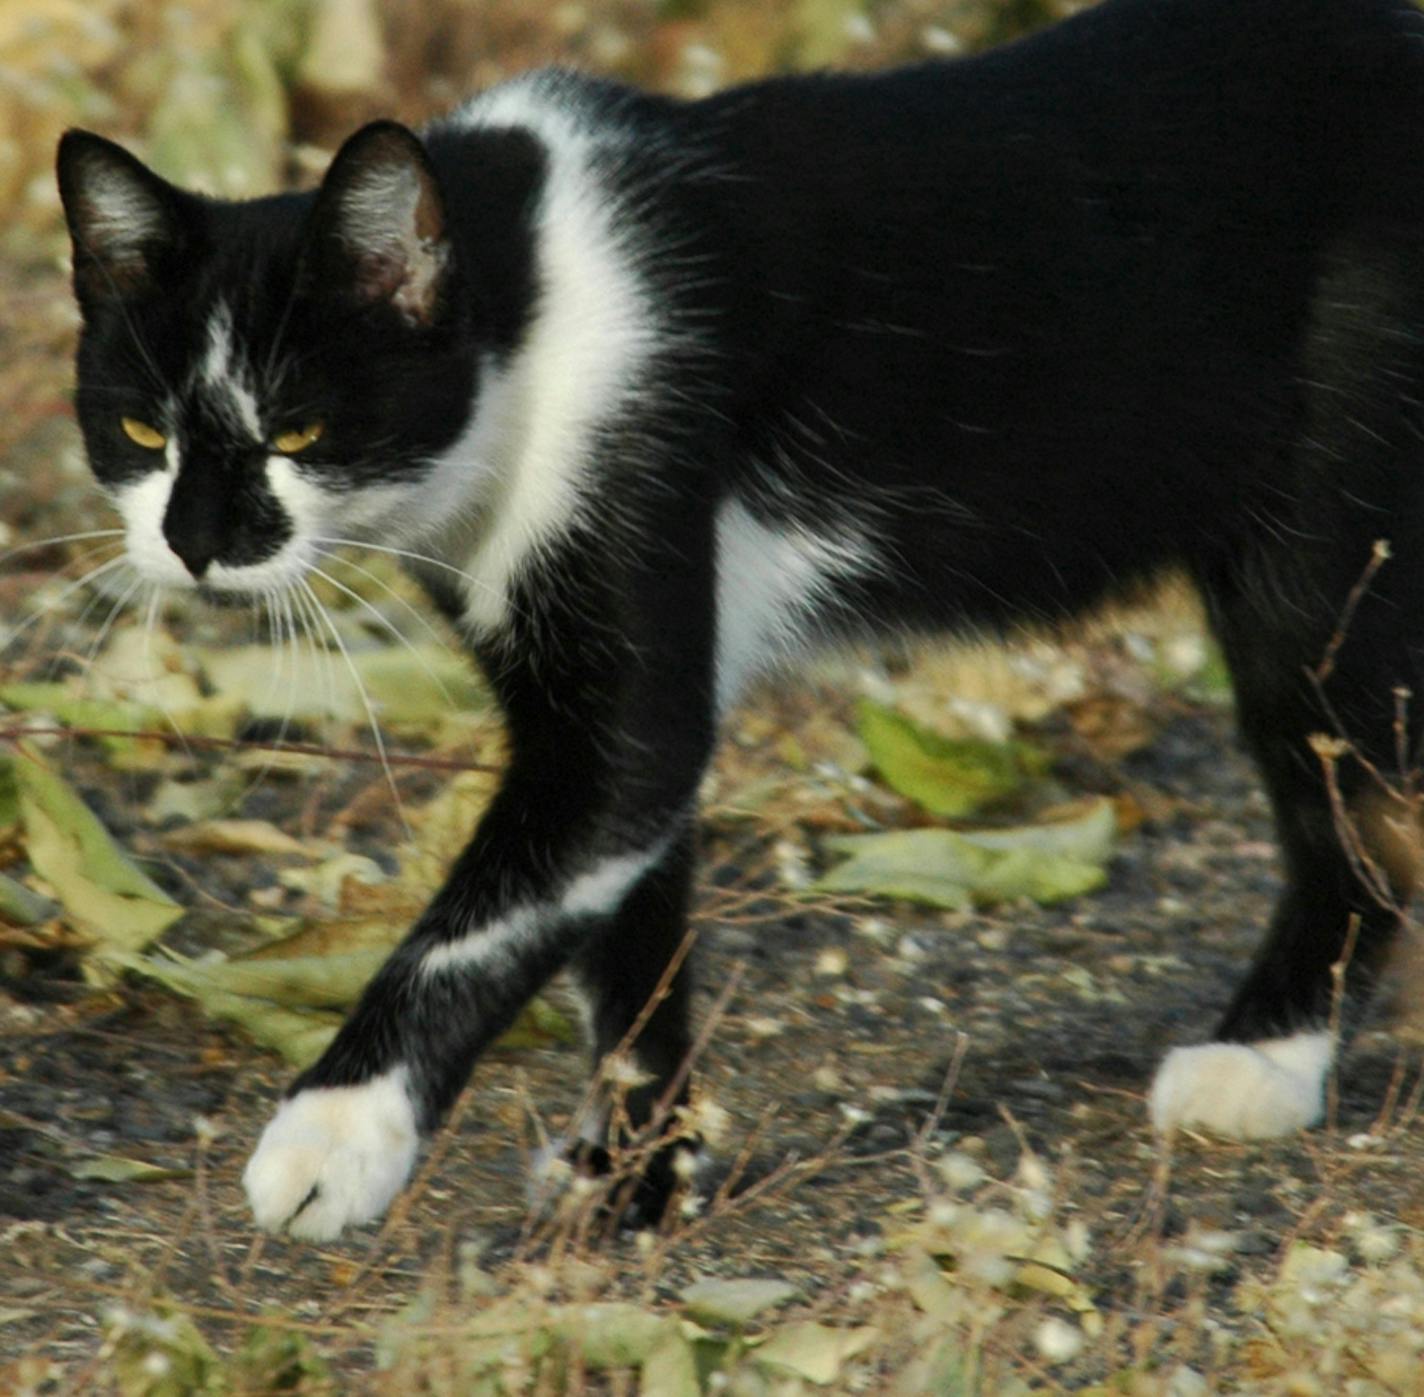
[243,1067,419,1241]
[1149,1031,1333,1140]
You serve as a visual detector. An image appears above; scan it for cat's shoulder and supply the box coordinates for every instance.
[435,68,665,158]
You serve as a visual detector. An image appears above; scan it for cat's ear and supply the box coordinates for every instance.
[308,121,454,327]
[56,131,186,307]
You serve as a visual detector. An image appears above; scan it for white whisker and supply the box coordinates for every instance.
[307,535,528,624]
[0,528,126,572]
[80,574,147,696]
[290,584,335,732]
[307,562,456,712]
[241,587,298,798]
[299,577,410,835]
[0,551,132,656]
[310,546,460,660]
[139,582,194,758]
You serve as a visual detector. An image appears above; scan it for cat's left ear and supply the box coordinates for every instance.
[56,130,188,308]
[308,120,454,327]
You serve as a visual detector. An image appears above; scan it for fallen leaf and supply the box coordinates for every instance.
[125,948,390,1010]
[9,744,181,965]
[112,942,574,1067]
[681,1277,798,1327]
[161,818,313,858]
[145,776,243,825]
[242,914,410,961]
[194,641,485,727]
[754,1322,879,1385]
[856,699,1047,817]
[0,684,162,755]
[816,797,1115,908]
[0,870,58,926]
[69,1154,192,1184]
[106,951,344,1066]
[641,1329,701,1397]
[560,1304,671,1368]
[277,851,387,906]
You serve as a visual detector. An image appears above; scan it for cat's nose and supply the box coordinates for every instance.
[163,526,221,579]
[163,470,227,579]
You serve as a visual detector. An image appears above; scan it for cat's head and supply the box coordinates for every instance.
[56,121,479,599]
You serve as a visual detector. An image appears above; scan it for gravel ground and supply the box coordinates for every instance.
[4,680,1423,1382]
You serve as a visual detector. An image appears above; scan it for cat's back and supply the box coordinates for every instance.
[685,0,1424,225]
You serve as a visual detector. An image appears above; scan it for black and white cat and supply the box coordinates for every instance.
[55,0,1424,1241]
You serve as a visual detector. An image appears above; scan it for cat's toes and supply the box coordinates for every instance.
[243,1069,419,1241]
[529,1133,706,1225]
[1149,1031,1332,1140]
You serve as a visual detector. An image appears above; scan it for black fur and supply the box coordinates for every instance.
[57,0,1424,1235]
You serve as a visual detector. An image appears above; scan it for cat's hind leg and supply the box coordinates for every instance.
[1152,526,1424,1139]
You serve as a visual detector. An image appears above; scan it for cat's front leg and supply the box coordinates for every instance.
[245,529,717,1240]
[244,794,703,1240]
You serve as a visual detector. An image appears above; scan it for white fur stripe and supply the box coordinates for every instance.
[714,497,873,713]
[421,841,670,977]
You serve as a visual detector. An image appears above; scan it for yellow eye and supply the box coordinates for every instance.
[121,417,167,450]
[272,422,325,454]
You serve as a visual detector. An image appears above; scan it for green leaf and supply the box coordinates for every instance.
[104,949,343,1065]
[231,1319,334,1393]
[155,950,390,1008]
[681,1278,798,1327]
[107,1301,222,1397]
[560,1304,672,1369]
[856,700,1047,817]
[641,1329,702,1397]
[901,1252,961,1319]
[193,641,485,727]
[817,798,1116,908]
[754,1322,879,1385]
[10,743,181,963]
[110,944,573,1067]
[69,1154,192,1184]
[0,870,58,926]
[0,684,163,754]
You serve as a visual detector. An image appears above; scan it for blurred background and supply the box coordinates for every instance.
[0,0,1085,254]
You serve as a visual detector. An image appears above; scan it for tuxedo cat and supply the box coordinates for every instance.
[56,0,1424,1241]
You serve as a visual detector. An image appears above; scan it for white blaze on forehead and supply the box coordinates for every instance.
[198,300,263,441]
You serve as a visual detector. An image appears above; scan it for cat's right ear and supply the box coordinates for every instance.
[306,120,454,328]
[56,131,185,308]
